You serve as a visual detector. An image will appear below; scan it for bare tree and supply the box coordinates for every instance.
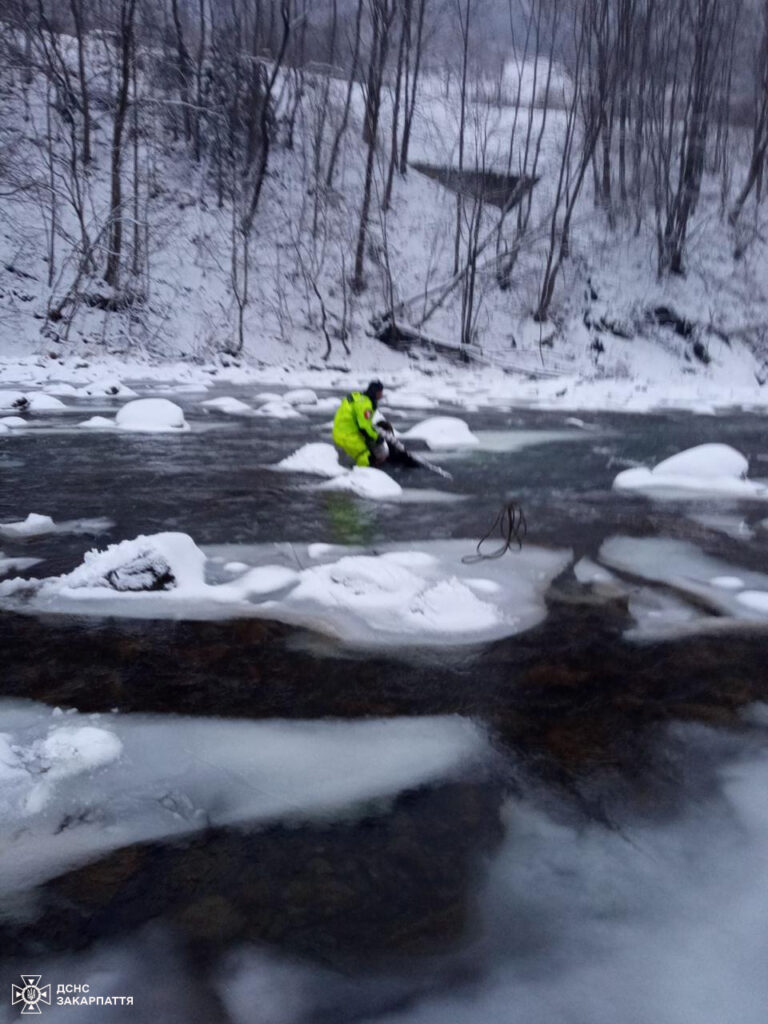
[352,0,396,293]
[105,0,138,288]
[730,0,768,225]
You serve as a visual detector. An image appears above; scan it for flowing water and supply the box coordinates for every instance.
[1,389,767,1023]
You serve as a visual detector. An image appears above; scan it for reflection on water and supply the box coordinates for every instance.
[1,392,768,1022]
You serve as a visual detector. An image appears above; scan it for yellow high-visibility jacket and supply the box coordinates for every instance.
[332,392,380,466]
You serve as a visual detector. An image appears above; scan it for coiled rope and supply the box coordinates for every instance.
[462,501,527,563]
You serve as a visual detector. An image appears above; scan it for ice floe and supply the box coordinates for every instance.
[361,731,768,1024]
[599,536,768,636]
[0,553,41,576]
[0,513,55,538]
[115,398,189,433]
[0,534,571,647]
[0,702,489,892]
[0,513,113,540]
[613,443,768,499]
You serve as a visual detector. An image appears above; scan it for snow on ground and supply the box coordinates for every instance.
[0,534,572,648]
[2,358,768,420]
[598,536,768,638]
[0,701,489,893]
[613,443,768,499]
[114,398,189,433]
[0,514,113,540]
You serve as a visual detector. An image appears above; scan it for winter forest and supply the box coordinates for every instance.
[2,0,768,379]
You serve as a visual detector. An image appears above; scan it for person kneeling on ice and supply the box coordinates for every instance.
[332,380,393,467]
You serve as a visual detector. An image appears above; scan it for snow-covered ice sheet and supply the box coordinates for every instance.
[614,443,768,499]
[599,536,768,637]
[470,428,594,453]
[0,513,56,538]
[0,702,489,893]
[688,513,754,540]
[0,534,571,647]
[351,728,768,1024]
[0,514,113,540]
[0,553,41,577]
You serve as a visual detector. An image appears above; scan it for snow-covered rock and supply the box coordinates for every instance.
[61,533,205,592]
[276,442,345,478]
[0,513,56,539]
[78,415,117,429]
[0,416,28,428]
[255,400,303,419]
[26,393,67,411]
[613,443,767,498]
[283,388,318,405]
[115,398,189,433]
[318,466,403,499]
[77,379,137,398]
[201,396,254,415]
[0,391,28,411]
[400,416,479,450]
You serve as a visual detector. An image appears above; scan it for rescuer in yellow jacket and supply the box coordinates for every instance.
[332,380,390,467]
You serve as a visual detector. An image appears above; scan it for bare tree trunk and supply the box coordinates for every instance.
[194,0,207,162]
[383,2,407,210]
[241,1,291,233]
[105,0,138,289]
[326,0,363,188]
[352,0,395,292]
[170,0,192,141]
[399,0,427,173]
[730,0,768,225]
[69,0,91,165]
[454,0,471,275]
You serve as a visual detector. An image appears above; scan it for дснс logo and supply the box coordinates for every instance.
[11,976,51,1015]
